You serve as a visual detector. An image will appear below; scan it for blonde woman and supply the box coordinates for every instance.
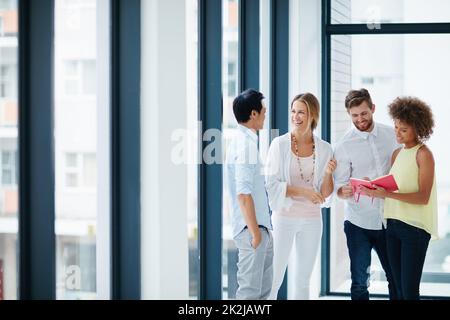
[266,93,336,299]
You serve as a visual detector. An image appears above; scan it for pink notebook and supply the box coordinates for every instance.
[350,174,399,203]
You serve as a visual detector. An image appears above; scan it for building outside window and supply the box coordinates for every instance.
[64,152,96,189]
[186,0,200,299]
[54,0,107,300]
[0,0,17,301]
[63,60,96,96]
[1,150,16,186]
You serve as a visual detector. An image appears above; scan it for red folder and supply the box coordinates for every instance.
[350,174,399,203]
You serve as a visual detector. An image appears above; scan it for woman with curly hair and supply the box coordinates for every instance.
[361,97,438,300]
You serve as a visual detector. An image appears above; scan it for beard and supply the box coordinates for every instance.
[354,118,373,132]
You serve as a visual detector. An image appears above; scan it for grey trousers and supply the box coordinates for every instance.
[233,227,274,300]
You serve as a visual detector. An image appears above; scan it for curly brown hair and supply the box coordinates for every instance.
[388,96,435,141]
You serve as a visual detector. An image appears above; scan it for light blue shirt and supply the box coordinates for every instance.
[225,125,272,238]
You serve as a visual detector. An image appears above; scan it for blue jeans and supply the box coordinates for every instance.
[344,220,398,300]
[386,219,430,300]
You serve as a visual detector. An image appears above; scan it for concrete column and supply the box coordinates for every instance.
[141,0,189,299]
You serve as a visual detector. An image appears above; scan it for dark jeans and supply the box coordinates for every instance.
[344,220,398,300]
[386,219,430,300]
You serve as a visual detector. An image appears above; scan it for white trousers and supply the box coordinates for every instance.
[269,214,322,300]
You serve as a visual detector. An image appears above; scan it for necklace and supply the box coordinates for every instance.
[291,134,315,183]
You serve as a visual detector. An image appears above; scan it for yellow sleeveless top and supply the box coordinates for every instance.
[384,144,438,239]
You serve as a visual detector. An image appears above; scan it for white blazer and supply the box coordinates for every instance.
[265,132,334,213]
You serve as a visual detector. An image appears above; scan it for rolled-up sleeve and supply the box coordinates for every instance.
[235,142,256,195]
[236,163,255,195]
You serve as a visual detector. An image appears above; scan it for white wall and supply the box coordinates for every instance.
[141,0,189,299]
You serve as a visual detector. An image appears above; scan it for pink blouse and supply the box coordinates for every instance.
[278,153,321,218]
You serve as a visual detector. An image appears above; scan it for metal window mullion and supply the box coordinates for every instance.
[19,0,56,300]
[198,0,222,300]
[321,0,332,298]
[111,0,141,300]
[239,0,260,91]
[326,22,450,35]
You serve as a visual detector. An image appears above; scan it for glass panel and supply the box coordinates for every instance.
[330,34,450,297]
[0,0,18,300]
[65,61,77,76]
[82,153,96,188]
[82,60,96,95]
[65,153,78,168]
[65,173,78,188]
[331,0,450,25]
[65,80,79,96]
[186,0,199,299]
[222,0,239,300]
[55,0,99,299]
[2,151,10,165]
[2,169,11,185]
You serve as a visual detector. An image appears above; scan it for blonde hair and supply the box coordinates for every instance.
[290,93,320,131]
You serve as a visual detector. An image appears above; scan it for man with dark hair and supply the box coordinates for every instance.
[232,89,264,123]
[226,88,273,300]
[333,88,400,300]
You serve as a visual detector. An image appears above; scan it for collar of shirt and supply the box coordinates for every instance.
[238,124,258,144]
[352,121,379,140]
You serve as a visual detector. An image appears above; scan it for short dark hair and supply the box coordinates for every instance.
[388,96,435,141]
[345,88,373,110]
[233,89,265,123]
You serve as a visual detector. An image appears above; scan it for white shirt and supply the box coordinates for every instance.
[265,132,334,213]
[333,122,401,230]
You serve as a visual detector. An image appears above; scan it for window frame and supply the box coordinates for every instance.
[18,0,141,300]
[321,0,450,299]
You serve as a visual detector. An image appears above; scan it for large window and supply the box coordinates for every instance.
[0,0,17,301]
[327,0,450,298]
[186,0,199,299]
[222,0,240,300]
[331,0,450,24]
[54,0,109,300]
